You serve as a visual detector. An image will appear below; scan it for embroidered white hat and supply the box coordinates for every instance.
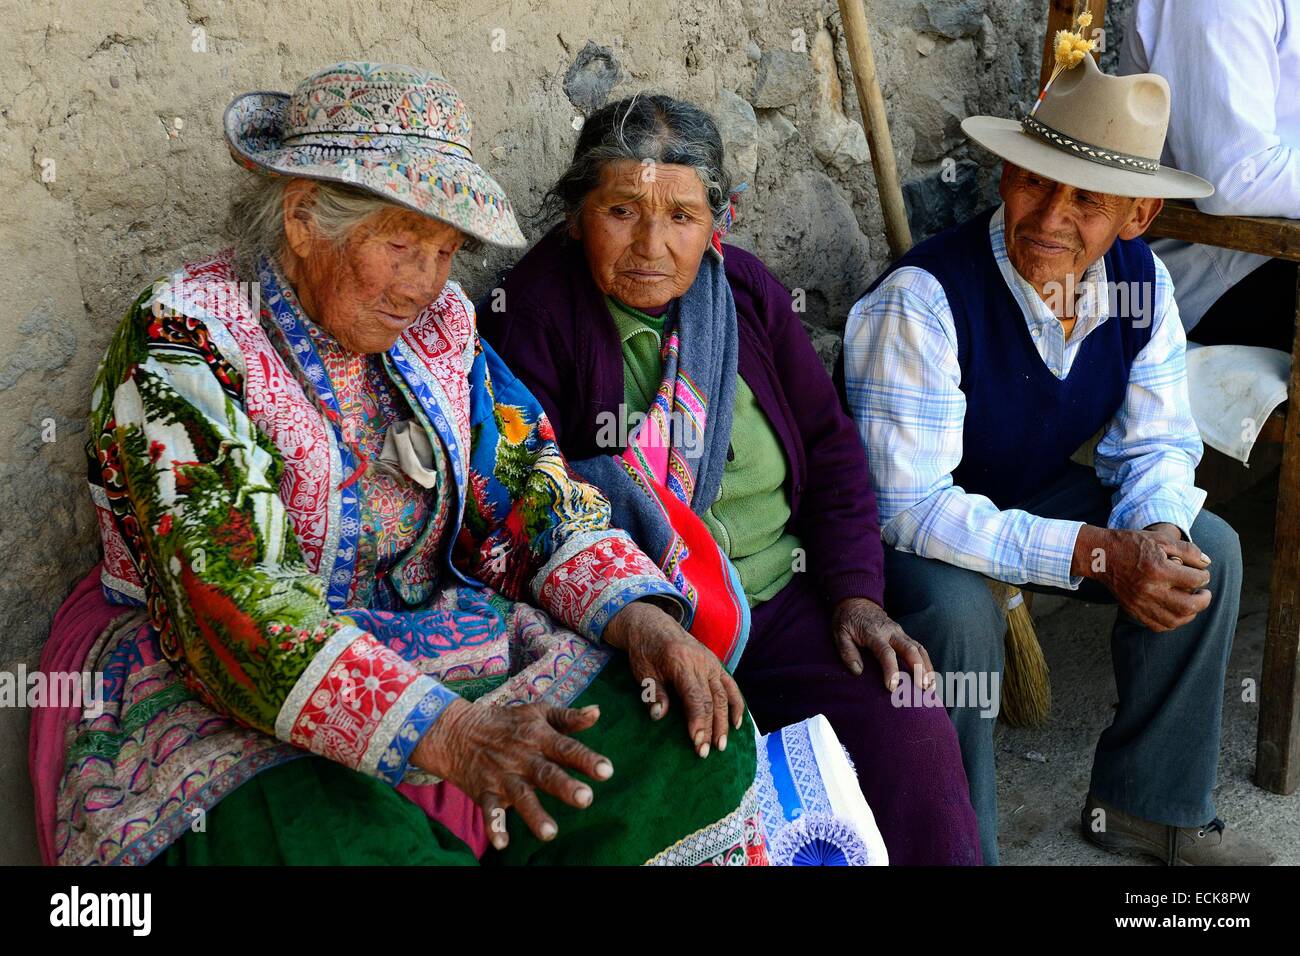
[224,61,526,248]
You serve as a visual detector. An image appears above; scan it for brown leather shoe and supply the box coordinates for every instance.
[1080,794,1274,866]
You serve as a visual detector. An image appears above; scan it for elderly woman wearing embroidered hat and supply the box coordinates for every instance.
[844,18,1272,866]
[29,62,890,867]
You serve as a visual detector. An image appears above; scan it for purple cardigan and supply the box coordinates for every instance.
[479,225,886,608]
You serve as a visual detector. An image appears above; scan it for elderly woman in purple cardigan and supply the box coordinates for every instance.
[480,94,981,865]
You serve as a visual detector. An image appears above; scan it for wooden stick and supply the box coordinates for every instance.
[836,0,913,257]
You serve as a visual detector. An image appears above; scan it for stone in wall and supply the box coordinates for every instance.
[748,49,814,109]
[564,41,623,114]
[1101,0,1135,74]
[758,109,799,150]
[746,168,878,330]
[808,25,870,173]
[801,319,843,375]
[914,0,986,40]
[904,157,984,241]
[896,34,976,165]
[714,89,759,190]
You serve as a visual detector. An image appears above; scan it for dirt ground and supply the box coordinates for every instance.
[996,461,1300,866]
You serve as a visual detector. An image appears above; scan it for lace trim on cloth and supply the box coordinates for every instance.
[644,779,768,866]
[753,715,888,866]
[767,814,872,866]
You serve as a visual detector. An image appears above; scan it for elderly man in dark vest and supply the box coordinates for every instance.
[844,49,1271,866]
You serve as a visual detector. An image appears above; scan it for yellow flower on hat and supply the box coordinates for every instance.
[1035,2,1099,115]
[1051,2,1098,71]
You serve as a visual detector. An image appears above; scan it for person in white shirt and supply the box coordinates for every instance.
[1121,0,1299,351]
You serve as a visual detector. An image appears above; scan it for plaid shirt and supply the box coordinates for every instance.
[844,205,1206,590]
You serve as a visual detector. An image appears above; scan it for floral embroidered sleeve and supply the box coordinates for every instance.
[452,333,687,640]
[90,285,458,785]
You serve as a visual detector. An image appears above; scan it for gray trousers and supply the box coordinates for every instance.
[883,464,1241,865]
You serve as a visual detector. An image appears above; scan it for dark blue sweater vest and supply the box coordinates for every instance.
[862,207,1156,509]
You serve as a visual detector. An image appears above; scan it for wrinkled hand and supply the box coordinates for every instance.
[1073,524,1212,632]
[411,697,612,850]
[832,596,936,692]
[603,599,745,757]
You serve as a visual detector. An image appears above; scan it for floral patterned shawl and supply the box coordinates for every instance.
[56,250,684,863]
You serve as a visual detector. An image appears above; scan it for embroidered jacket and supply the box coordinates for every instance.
[87,250,681,785]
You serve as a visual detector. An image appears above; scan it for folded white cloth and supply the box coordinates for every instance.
[755,713,889,865]
[1186,343,1291,463]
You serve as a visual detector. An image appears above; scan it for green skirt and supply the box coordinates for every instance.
[154,754,477,866]
[156,655,759,866]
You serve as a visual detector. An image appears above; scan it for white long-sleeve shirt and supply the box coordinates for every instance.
[1120,0,1300,326]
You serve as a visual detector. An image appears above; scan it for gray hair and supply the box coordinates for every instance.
[224,175,479,280]
[540,93,732,228]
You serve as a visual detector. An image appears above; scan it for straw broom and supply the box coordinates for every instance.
[987,582,1052,727]
[836,0,1051,725]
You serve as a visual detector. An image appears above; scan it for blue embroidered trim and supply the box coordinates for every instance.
[374,679,460,786]
[102,582,146,608]
[584,576,688,642]
[257,258,362,609]
[386,338,476,587]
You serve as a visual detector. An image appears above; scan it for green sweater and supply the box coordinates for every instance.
[608,296,801,606]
